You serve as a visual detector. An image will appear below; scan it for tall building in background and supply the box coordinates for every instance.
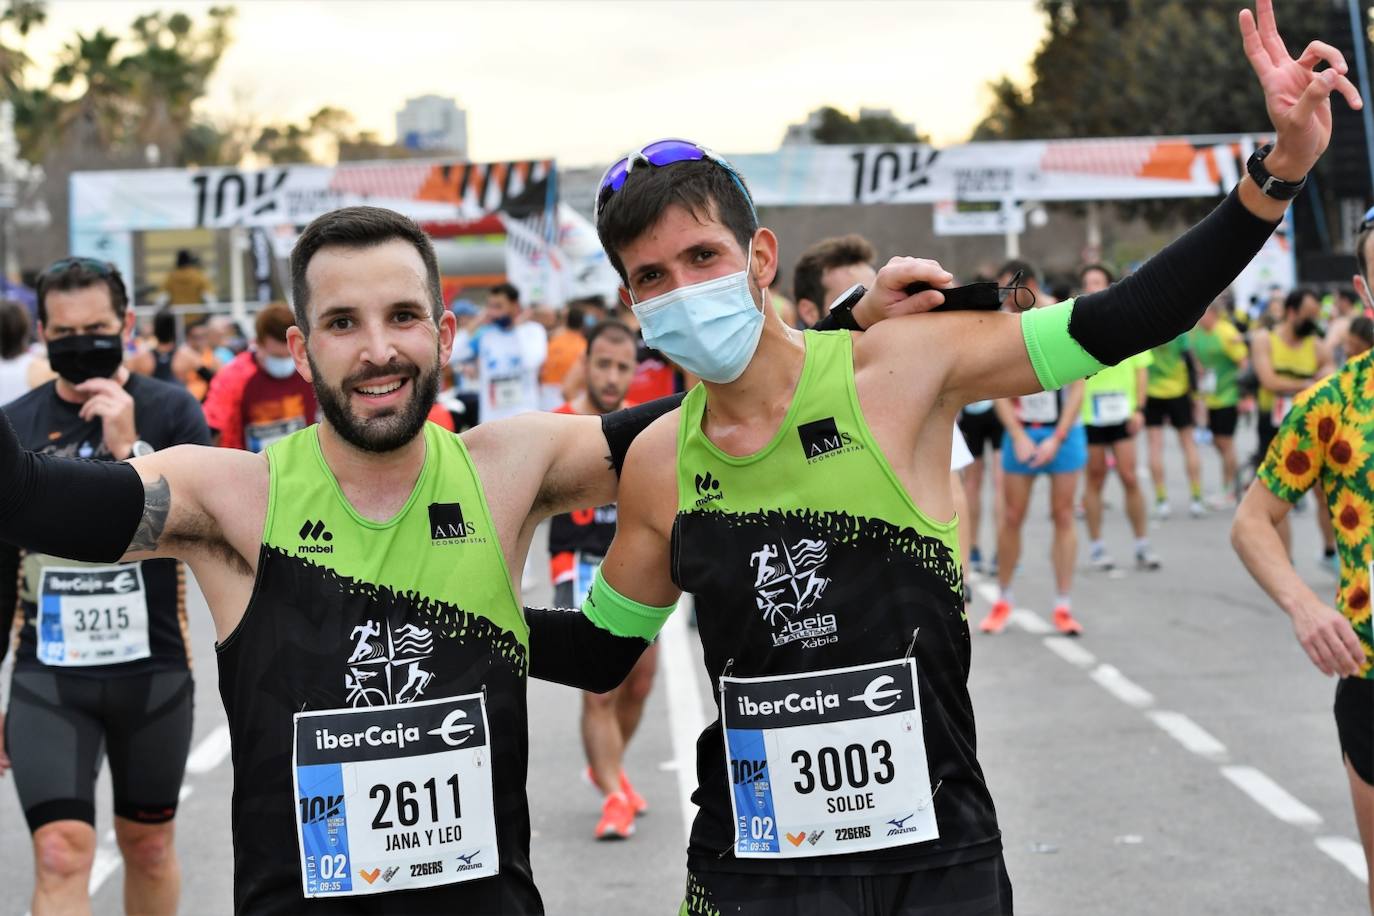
[395,95,468,157]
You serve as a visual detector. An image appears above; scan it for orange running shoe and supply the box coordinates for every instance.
[979,599,1012,634]
[620,771,648,816]
[594,791,636,840]
[1053,605,1083,636]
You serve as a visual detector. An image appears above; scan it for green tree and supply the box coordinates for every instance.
[971,0,1337,226]
[810,106,926,144]
[0,0,46,93]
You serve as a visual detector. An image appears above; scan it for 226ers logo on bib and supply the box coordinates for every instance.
[292,693,499,898]
[720,659,939,858]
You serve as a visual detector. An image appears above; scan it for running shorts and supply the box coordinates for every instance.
[680,855,1013,916]
[1085,423,1131,446]
[5,668,194,831]
[1002,425,1087,476]
[1207,405,1239,439]
[1144,395,1193,429]
[1335,676,1373,786]
[958,409,1004,459]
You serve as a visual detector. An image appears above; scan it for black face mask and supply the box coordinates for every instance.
[1295,318,1320,338]
[47,334,125,384]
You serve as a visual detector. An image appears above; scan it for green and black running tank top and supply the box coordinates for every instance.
[675,330,1001,877]
[216,422,539,914]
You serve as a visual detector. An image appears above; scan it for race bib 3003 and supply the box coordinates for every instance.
[37,564,150,667]
[292,693,499,898]
[720,658,939,859]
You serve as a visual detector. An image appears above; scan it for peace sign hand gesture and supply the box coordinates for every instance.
[1240,0,1363,180]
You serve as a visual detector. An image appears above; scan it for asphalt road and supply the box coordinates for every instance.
[0,419,1369,914]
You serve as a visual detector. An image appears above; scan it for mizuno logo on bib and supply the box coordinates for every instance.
[291,693,499,898]
[719,658,939,858]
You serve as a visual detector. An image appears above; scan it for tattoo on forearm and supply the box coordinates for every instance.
[129,475,171,552]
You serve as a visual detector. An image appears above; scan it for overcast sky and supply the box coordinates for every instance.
[26,0,1046,166]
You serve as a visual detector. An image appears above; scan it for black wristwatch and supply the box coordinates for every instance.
[825,283,867,331]
[1246,143,1307,201]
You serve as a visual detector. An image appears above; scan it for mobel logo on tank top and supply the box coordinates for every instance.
[797,417,864,464]
[428,502,486,545]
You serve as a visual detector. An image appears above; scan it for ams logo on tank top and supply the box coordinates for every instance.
[798,416,864,463]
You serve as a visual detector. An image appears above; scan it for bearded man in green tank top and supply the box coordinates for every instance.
[573,6,1357,910]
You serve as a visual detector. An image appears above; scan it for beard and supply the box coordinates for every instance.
[309,352,440,453]
[586,382,626,415]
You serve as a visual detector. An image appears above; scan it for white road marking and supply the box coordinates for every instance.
[974,581,1000,604]
[87,844,122,897]
[1315,836,1370,883]
[1221,766,1323,827]
[185,725,232,775]
[1089,664,1154,709]
[660,597,707,845]
[1042,637,1097,668]
[1146,711,1227,761]
[1010,609,1053,634]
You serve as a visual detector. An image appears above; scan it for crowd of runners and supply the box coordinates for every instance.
[0,3,1369,914]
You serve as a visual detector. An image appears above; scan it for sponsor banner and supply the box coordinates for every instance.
[732,134,1272,206]
[70,158,556,232]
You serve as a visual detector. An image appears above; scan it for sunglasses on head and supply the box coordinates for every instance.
[43,257,114,277]
[594,138,756,223]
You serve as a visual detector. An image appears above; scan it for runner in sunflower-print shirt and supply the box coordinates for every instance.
[1233,349,1374,910]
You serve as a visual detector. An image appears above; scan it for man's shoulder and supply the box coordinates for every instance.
[1,380,56,429]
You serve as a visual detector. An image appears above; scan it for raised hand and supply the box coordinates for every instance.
[1239,0,1363,178]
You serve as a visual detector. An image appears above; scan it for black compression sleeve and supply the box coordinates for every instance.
[1068,188,1279,366]
[0,543,17,667]
[526,604,649,693]
[0,410,145,563]
[601,393,686,477]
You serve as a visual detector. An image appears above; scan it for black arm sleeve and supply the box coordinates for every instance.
[0,543,17,667]
[601,393,686,477]
[526,604,649,693]
[0,410,145,563]
[1069,188,1279,366]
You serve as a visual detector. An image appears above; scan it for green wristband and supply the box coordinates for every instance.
[582,568,676,640]
[1020,298,1108,391]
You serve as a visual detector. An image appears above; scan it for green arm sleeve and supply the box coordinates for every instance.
[583,568,676,640]
[1020,299,1109,390]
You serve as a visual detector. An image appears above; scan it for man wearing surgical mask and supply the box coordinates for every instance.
[203,303,319,452]
[0,257,209,916]
[464,281,547,423]
[570,15,1354,906]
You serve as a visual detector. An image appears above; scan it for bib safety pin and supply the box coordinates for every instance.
[903,628,920,660]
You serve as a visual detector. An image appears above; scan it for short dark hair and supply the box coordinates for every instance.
[1284,287,1316,313]
[176,248,198,268]
[1351,315,1374,346]
[596,158,757,284]
[36,258,130,326]
[585,319,636,355]
[793,235,877,308]
[0,299,30,360]
[1338,287,1358,303]
[255,303,296,343]
[998,259,1039,285]
[290,206,443,334]
[489,282,520,304]
[1078,263,1115,285]
[153,307,177,344]
[564,305,585,332]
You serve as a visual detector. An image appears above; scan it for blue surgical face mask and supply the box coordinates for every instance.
[630,252,764,384]
[262,354,297,379]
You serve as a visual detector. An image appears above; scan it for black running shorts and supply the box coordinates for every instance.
[5,668,194,831]
[1206,405,1238,438]
[1335,676,1373,786]
[1085,423,1131,446]
[1144,395,1193,429]
[958,410,1004,459]
[681,855,1013,916]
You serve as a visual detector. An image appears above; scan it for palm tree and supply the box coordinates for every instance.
[51,28,135,149]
